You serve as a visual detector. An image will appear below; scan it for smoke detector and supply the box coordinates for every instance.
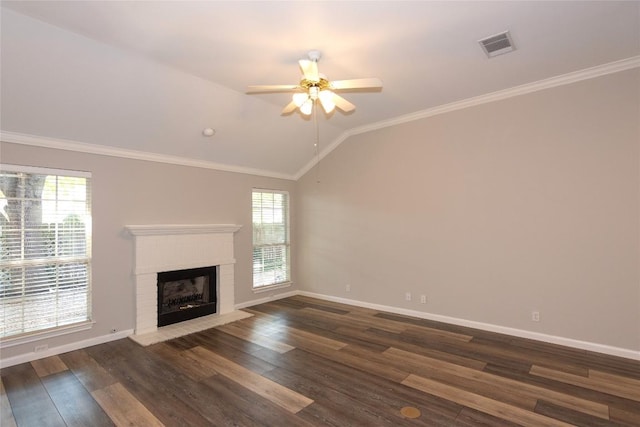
[478,31,515,58]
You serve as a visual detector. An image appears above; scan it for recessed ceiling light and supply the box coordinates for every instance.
[202,128,216,137]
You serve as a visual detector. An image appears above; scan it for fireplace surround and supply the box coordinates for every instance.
[125,224,242,339]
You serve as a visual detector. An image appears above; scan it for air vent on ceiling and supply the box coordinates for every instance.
[478,31,515,58]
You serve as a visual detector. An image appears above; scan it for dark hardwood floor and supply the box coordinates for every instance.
[2,295,640,426]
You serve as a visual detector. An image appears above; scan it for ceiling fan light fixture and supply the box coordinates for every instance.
[308,86,319,100]
[292,92,309,107]
[247,50,383,117]
[319,90,336,113]
[300,98,313,115]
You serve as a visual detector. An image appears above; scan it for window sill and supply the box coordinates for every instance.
[252,282,292,294]
[0,320,95,349]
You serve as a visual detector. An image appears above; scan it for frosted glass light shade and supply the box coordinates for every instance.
[318,90,335,113]
[292,92,309,107]
[300,99,313,115]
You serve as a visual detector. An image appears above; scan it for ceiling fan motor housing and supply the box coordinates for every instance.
[300,77,330,92]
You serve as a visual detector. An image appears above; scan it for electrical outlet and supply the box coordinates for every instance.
[532,311,540,322]
[405,292,412,301]
[346,284,351,292]
[420,295,427,304]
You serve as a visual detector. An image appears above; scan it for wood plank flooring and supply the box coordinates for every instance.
[2,295,640,426]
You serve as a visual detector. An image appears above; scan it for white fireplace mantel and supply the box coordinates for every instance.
[125,223,243,341]
[126,224,241,236]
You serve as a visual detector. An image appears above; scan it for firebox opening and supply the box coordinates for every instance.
[157,266,217,327]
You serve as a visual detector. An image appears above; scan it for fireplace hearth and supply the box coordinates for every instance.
[157,266,217,327]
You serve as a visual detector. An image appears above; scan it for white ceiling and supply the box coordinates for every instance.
[1,1,639,179]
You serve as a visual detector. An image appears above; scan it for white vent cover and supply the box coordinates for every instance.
[478,31,515,58]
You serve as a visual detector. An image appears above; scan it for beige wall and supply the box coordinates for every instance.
[0,143,296,360]
[2,69,638,361]
[296,69,640,351]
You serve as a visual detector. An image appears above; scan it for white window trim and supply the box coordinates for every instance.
[0,320,95,348]
[0,164,93,340]
[252,188,290,289]
[252,281,292,294]
[0,164,90,178]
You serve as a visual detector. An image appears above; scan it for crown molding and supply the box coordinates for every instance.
[294,55,640,180]
[1,56,637,183]
[294,131,351,180]
[0,131,296,181]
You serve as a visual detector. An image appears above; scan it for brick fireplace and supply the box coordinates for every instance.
[125,224,246,344]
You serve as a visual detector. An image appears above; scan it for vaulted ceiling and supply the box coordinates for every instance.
[1,1,639,179]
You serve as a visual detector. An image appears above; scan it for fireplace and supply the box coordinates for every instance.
[157,266,217,327]
[125,224,242,337]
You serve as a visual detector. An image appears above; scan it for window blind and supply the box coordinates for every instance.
[0,165,92,339]
[252,190,290,288]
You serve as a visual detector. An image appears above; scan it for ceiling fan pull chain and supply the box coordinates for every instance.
[314,99,321,184]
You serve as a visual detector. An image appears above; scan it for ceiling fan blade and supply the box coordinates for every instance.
[330,77,383,90]
[332,93,356,113]
[281,100,298,115]
[299,59,319,82]
[246,84,299,93]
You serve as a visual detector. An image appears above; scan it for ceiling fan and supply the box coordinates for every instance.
[247,50,382,116]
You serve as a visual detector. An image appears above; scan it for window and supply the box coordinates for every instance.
[252,189,290,289]
[0,165,92,339]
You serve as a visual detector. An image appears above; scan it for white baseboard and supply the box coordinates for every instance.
[0,329,134,369]
[3,291,637,367]
[234,289,299,310]
[297,291,640,361]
